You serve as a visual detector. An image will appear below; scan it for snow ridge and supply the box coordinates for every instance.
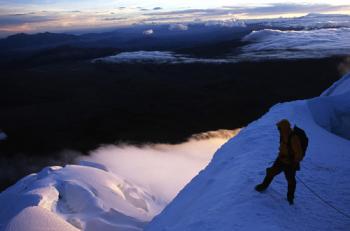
[146,73,350,230]
[1,72,350,230]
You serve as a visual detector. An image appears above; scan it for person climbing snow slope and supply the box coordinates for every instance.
[255,119,308,205]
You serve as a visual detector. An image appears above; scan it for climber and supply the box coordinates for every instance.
[255,119,308,205]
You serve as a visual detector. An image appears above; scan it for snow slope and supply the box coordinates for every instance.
[0,165,161,231]
[1,72,350,230]
[146,73,350,231]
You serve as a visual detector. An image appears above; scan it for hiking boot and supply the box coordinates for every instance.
[255,184,267,192]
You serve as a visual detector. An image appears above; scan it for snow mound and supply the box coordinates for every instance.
[146,73,350,230]
[307,73,350,140]
[0,165,162,231]
[5,206,79,231]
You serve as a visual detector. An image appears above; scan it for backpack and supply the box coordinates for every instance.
[290,125,309,160]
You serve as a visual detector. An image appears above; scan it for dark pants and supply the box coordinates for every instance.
[260,158,298,200]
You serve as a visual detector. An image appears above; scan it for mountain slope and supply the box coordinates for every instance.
[1,73,349,231]
[146,73,350,230]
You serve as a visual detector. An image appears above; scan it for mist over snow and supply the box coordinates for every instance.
[0,129,239,231]
[79,129,240,202]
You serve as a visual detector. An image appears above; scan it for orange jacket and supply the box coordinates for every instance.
[277,120,303,165]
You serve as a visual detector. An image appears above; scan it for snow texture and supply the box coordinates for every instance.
[146,73,350,230]
[6,206,79,231]
[0,165,158,231]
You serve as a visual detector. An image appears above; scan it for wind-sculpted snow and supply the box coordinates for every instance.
[146,73,350,230]
[0,165,159,231]
[6,207,79,231]
[0,130,237,231]
[309,73,350,140]
[241,27,350,60]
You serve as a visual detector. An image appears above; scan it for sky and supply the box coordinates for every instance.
[1,1,350,36]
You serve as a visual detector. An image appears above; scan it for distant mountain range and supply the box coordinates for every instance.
[0,24,251,53]
[0,24,252,68]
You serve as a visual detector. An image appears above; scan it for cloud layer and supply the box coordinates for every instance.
[1,2,350,36]
[241,27,350,60]
[93,51,235,64]
[79,129,239,202]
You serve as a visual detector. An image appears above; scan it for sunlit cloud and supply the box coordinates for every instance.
[0,1,350,36]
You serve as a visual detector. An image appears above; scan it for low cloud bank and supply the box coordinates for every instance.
[168,23,188,31]
[90,14,350,63]
[79,129,240,202]
[143,29,154,35]
[241,27,350,60]
[93,51,234,64]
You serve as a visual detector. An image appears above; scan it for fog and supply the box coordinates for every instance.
[79,129,240,202]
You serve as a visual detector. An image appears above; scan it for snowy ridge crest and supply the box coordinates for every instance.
[146,73,350,230]
[0,165,163,231]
